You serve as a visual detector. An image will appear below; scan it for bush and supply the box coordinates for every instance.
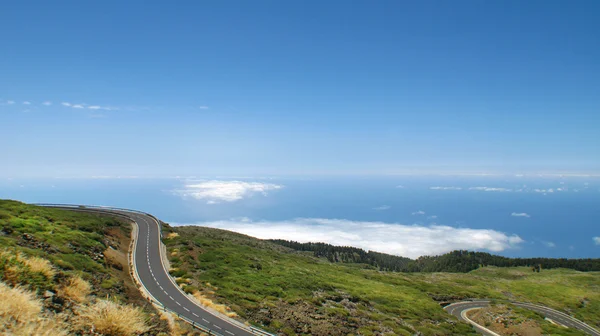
[74,299,150,336]
[58,275,91,303]
[0,281,68,336]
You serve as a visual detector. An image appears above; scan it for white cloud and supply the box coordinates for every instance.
[7,100,15,105]
[72,104,85,109]
[61,102,71,107]
[174,218,525,259]
[373,205,391,211]
[88,105,102,110]
[42,101,52,106]
[199,106,209,109]
[173,180,283,204]
[469,187,512,192]
[412,210,425,215]
[430,186,462,190]
[542,241,556,248]
[427,215,438,219]
[511,212,530,218]
[22,101,31,105]
[594,237,600,245]
[395,185,405,189]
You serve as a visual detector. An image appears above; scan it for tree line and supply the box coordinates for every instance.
[269,240,600,273]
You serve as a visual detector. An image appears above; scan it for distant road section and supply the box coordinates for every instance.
[445,300,600,336]
[40,204,261,336]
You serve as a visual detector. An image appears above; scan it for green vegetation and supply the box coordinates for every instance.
[0,200,175,335]
[0,200,125,292]
[272,240,600,272]
[166,225,600,336]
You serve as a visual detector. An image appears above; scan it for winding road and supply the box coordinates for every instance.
[43,205,261,336]
[445,300,600,336]
[41,204,599,336]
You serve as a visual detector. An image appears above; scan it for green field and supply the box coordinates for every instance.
[165,225,600,336]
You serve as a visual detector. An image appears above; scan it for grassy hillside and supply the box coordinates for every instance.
[165,225,600,336]
[0,200,198,335]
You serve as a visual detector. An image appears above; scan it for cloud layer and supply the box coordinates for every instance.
[430,186,462,190]
[594,237,600,245]
[173,180,283,203]
[511,212,530,218]
[175,218,524,259]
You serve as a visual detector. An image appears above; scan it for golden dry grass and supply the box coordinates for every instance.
[166,232,180,239]
[0,282,68,336]
[74,299,150,336]
[19,255,56,278]
[58,275,91,303]
[0,250,56,285]
[192,291,237,318]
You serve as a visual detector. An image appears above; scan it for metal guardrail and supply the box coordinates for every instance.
[35,203,277,336]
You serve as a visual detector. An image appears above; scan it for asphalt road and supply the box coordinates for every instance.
[445,300,600,336]
[51,206,256,336]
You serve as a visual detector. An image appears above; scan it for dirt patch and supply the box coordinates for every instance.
[467,304,542,336]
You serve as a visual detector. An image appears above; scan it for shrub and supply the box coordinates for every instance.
[18,255,56,279]
[0,281,68,336]
[59,275,91,303]
[74,299,150,336]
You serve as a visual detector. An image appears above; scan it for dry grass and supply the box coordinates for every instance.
[166,232,180,239]
[74,299,150,336]
[19,255,56,278]
[58,275,91,303]
[0,282,68,336]
[0,250,55,285]
[192,291,238,318]
[0,282,41,323]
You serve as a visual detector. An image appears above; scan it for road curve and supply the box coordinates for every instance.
[445,300,600,336]
[43,205,260,336]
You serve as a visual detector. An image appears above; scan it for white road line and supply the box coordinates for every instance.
[202,318,209,323]
[169,295,174,300]
[225,331,235,335]
[176,301,181,306]
[183,307,189,311]
[192,313,199,317]
[213,325,222,330]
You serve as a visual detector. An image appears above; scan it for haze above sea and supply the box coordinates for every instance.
[2,175,599,259]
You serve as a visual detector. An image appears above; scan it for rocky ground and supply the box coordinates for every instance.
[467,304,542,336]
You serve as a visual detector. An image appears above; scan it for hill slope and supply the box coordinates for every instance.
[0,200,197,335]
[165,225,600,336]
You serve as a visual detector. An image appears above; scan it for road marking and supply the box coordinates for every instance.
[192,313,199,317]
[213,325,222,330]
[225,331,235,335]
[202,318,209,323]
[183,307,189,311]
[176,301,181,306]
[169,295,174,300]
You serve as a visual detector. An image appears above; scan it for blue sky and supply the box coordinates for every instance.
[1,0,599,177]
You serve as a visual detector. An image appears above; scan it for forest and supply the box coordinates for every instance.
[270,240,600,273]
